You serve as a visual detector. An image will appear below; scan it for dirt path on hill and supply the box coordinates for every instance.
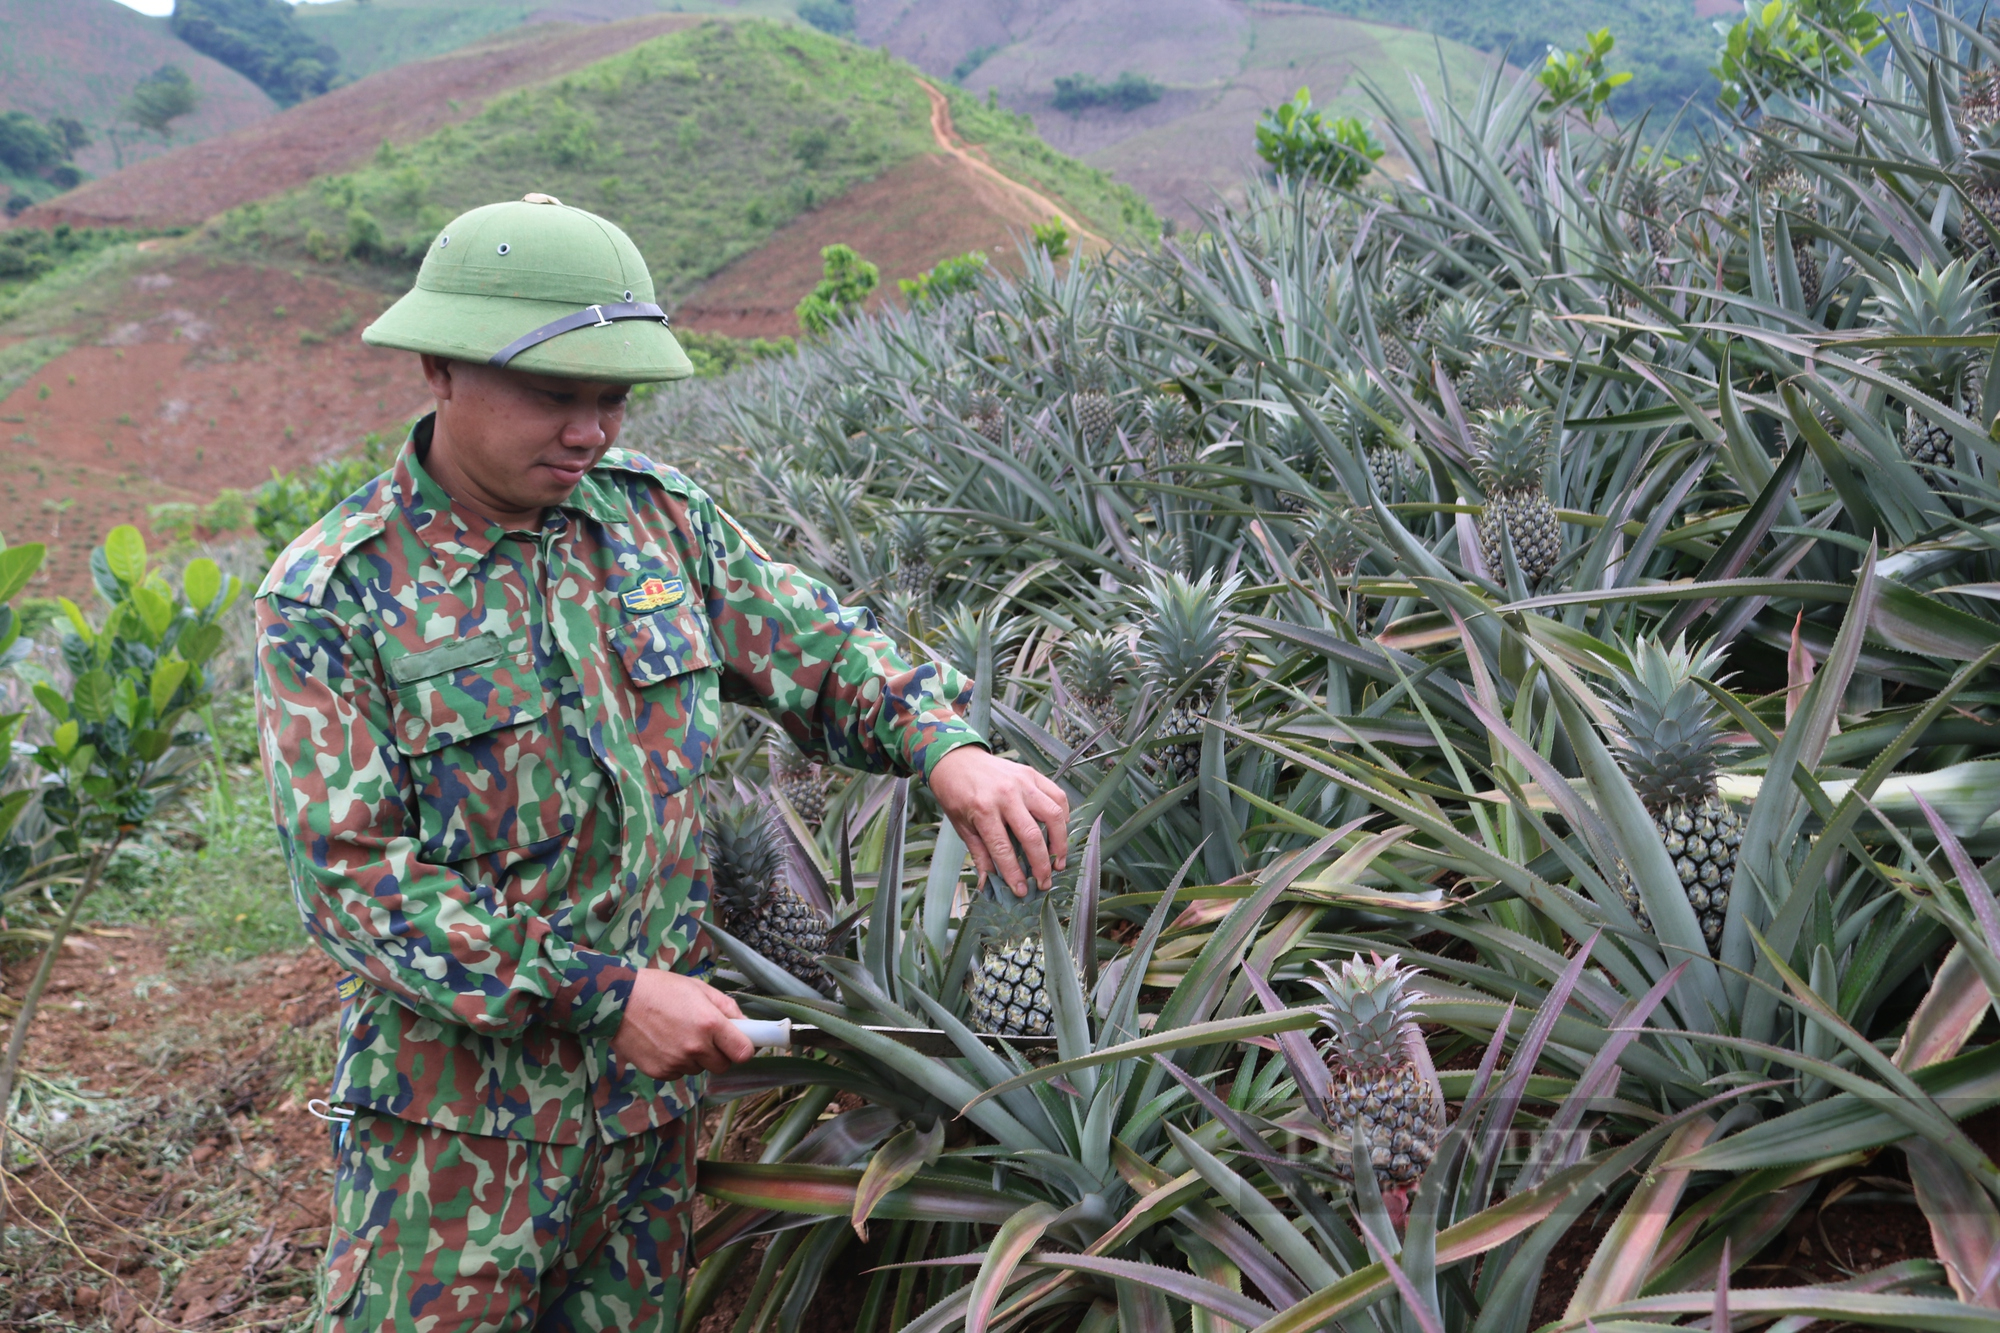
[913,77,1107,252]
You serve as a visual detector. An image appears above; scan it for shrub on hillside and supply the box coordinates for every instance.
[796,243,879,335]
[252,433,393,559]
[1052,71,1164,114]
[798,0,855,36]
[1254,87,1383,188]
[899,251,988,308]
[0,114,66,177]
[172,0,339,106]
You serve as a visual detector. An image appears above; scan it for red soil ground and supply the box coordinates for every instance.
[0,248,429,594]
[14,15,701,234]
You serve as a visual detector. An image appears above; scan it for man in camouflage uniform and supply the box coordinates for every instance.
[254,195,1070,1332]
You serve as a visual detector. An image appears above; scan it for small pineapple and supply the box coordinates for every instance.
[1472,405,1561,585]
[1053,628,1132,750]
[1296,501,1373,579]
[1141,395,1197,471]
[1871,258,1987,475]
[706,798,833,995]
[1306,954,1444,1198]
[1748,132,1811,204]
[888,510,934,607]
[1133,569,1242,787]
[1962,67,2000,131]
[1965,173,2000,270]
[1457,348,1526,414]
[1605,637,1742,954]
[1420,298,1486,378]
[767,731,826,827]
[1376,307,1415,376]
[1071,355,1115,447]
[966,874,1055,1038]
[966,388,1007,445]
[1791,240,1823,309]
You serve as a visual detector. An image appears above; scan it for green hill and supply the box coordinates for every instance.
[202,20,1154,305]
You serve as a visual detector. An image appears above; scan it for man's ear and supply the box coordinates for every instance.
[419,354,455,401]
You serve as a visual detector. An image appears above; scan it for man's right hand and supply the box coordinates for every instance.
[610,969,754,1079]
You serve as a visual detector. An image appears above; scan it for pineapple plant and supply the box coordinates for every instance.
[1604,637,1742,953]
[966,388,1006,445]
[1457,347,1526,414]
[1052,628,1132,750]
[767,731,826,827]
[1472,405,1561,585]
[965,866,1060,1038]
[1305,954,1445,1199]
[1070,355,1115,447]
[1870,258,1987,474]
[888,510,935,608]
[706,796,834,996]
[1962,67,2000,131]
[1133,569,1242,787]
[1295,501,1373,579]
[1141,394,1197,471]
[1420,297,1485,378]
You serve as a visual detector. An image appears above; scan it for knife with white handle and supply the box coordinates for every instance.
[729,1016,1057,1055]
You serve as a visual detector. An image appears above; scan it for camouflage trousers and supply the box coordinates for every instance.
[320,1110,696,1333]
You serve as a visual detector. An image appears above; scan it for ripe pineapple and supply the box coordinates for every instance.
[1133,569,1242,787]
[767,731,826,827]
[706,798,833,996]
[1870,258,1987,474]
[1071,355,1115,447]
[1472,405,1561,585]
[1305,954,1444,1196]
[1605,637,1742,953]
[966,875,1055,1038]
[1053,628,1132,750]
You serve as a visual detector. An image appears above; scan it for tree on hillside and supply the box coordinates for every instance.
[123,65,201,143]
[796,244,879,335]
[171,0,339,107]
[0,113,67,177]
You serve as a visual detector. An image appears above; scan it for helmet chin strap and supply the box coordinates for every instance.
[488,300,670,368]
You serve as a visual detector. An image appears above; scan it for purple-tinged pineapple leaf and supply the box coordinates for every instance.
[964,1202,1061,1333]
[1026,1254,1276,1328]
[1907,1138,2000,1308]
[852,1119,944,1241]
[1564,1116,1718,1320]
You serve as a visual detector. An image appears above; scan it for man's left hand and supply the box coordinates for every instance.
[929,746,1069,896]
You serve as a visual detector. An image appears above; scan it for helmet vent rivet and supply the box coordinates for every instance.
[438,235,449,248]
[497,243,511,256]
[624,290,633,301]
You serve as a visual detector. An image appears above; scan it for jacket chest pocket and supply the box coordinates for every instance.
[387,637,573,865]
[608,605,719,797]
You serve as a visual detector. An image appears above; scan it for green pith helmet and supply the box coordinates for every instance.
[362,193,693,383]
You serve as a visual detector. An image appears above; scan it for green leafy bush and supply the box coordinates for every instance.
[796,243,879,335]
[1254,87,1383,187]
[122,65,200,141]
[1712,0,1883,109]
[898,251,987,308]
[1537,27,1632,122]
[797,0,854,36]
[252,432,393,559]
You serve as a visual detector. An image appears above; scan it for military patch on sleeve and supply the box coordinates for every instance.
[719,506,772,562]
[622,576,688,613]
[335,973,367,1002]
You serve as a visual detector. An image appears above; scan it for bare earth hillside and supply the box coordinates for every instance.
[0,0,278,180]
[16,13,701,232]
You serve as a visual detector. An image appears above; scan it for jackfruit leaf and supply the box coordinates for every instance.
[70,670,114,724]
[103,525,147,588]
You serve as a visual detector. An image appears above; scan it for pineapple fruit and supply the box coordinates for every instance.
[1605,637,1742,953]
[1053,628,1132,751]
[1133,570,1241,787]
[1963,67,2000,132]
[1472,405,1561,585]
[966,873,1056,1038]
[1071,355,1115,447]
[1306,954,1444,1198]
[706,797,834,996]
[1141,395,1197,471]
[1870,258,1987,474]
[767,731,826,827]
[888,510,934,609]
[966,389,1006,445]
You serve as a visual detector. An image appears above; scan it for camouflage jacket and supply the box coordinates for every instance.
[254,417,981,1144]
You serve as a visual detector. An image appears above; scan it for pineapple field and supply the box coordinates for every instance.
[609,8,2000,1327]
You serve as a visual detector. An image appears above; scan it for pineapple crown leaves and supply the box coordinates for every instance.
[1421,297,1487,371]
[1747,131,1810,200]
[887,510,932,562]
[1130,568,1244,698]
[1056,627,1135,699]
[703,793,786,912]
[932,603,1025,679]
[1330,370,1391,448]
[964,868,1069,947]
[1459,348,1529,414]
[1304,953,1424,1074]
[1141,394,1196,448]
[1602,634,1734,812]
[1869,258,1987,389]
[1471,404,1554,494]
[767,728,816,779]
